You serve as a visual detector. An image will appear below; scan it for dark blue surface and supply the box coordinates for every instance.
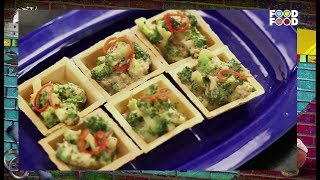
[19,10,297,170]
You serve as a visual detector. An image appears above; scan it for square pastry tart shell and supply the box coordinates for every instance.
[72,29,166,102]
[131,10,224,72]
[168,45,265,119]
[105,74,204,153]
[38,108,143,170]
[18,57,105,136]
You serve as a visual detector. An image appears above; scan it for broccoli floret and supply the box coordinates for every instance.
[37,91,49,109]
[220,76,242,95]
[63,129,80,144]
[159,111,173,121]
[127,112,144,128]
[105,54,114,63]
[137,127,158,143]
[148,31,163,44]
[156,20,172,48]
[203,76,211,86]
[161,109,186,125]
[206,85,229,106]
[55,103,80,126]
[154,100,172,111]
[190,81,202,92]
[137,99,157,117]
[190,26,207,50]
[221,81,233,91]
[84,116,108,134]
[105,41,132,64]
[158,19,168,29]
[63,98,86,110]
[147,117,167,136]
[91,63,114,81]
[229,82,255,102]
[169,16,182,30]
[191,71,206,88]
[227,59,242,72]
[145,84,158,95]
[135,17,163,44]
[93,151,114,166]
[221,77,236,90]
[144,107,157,118]
[137,99,152,108]
[168,13,193,30]
[97,56,106,65]
[133,42,150,61]
[55,83,87,108]
[127,57,150,78]
[40,107,58,128]
[242,82,255,92]
[66,113,79,125]
[192,36,207,50]
[56,145,71,163]
[138,100,157,117]
[165,41,189,63]
[187,14,197,26]
[196,49,214,74]
[56,142,99,168]
[178,66,193,84]
[127,99,139,111]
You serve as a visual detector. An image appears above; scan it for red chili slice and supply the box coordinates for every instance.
[141,95,157,102]
[102,36,135,71]
[217,69,251,83]
[156,88,171,101]
[156,93,169,101]
[158,88,171,94]
[164,13,190,33]
[140,88,172,102]
[94,130,107,145]
[48,92,60,109]
[112,36,135,71]
[33,83,54,113]
[78,129,108,156]
[103,37,117,54]
[77,129,90,153]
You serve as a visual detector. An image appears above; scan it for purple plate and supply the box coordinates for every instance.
[18,10,296,170]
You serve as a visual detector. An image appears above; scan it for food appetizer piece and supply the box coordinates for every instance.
[106,74,203,153]
[124,85,187,143]
[39,108,142,170]
[132,10,223,70]
[28,78,85,128]
[18,58,105,136]
[73,29,165,101]
[168,46,265,119]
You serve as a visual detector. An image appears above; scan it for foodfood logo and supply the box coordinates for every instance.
[269,10,299,26]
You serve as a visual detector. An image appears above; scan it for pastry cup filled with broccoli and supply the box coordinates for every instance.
[132,10,224,71]
[72,29,165,102]
[18,58,105,136]
[168,46,265,119]
[105,74,203,153]
[39,108,142,170]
